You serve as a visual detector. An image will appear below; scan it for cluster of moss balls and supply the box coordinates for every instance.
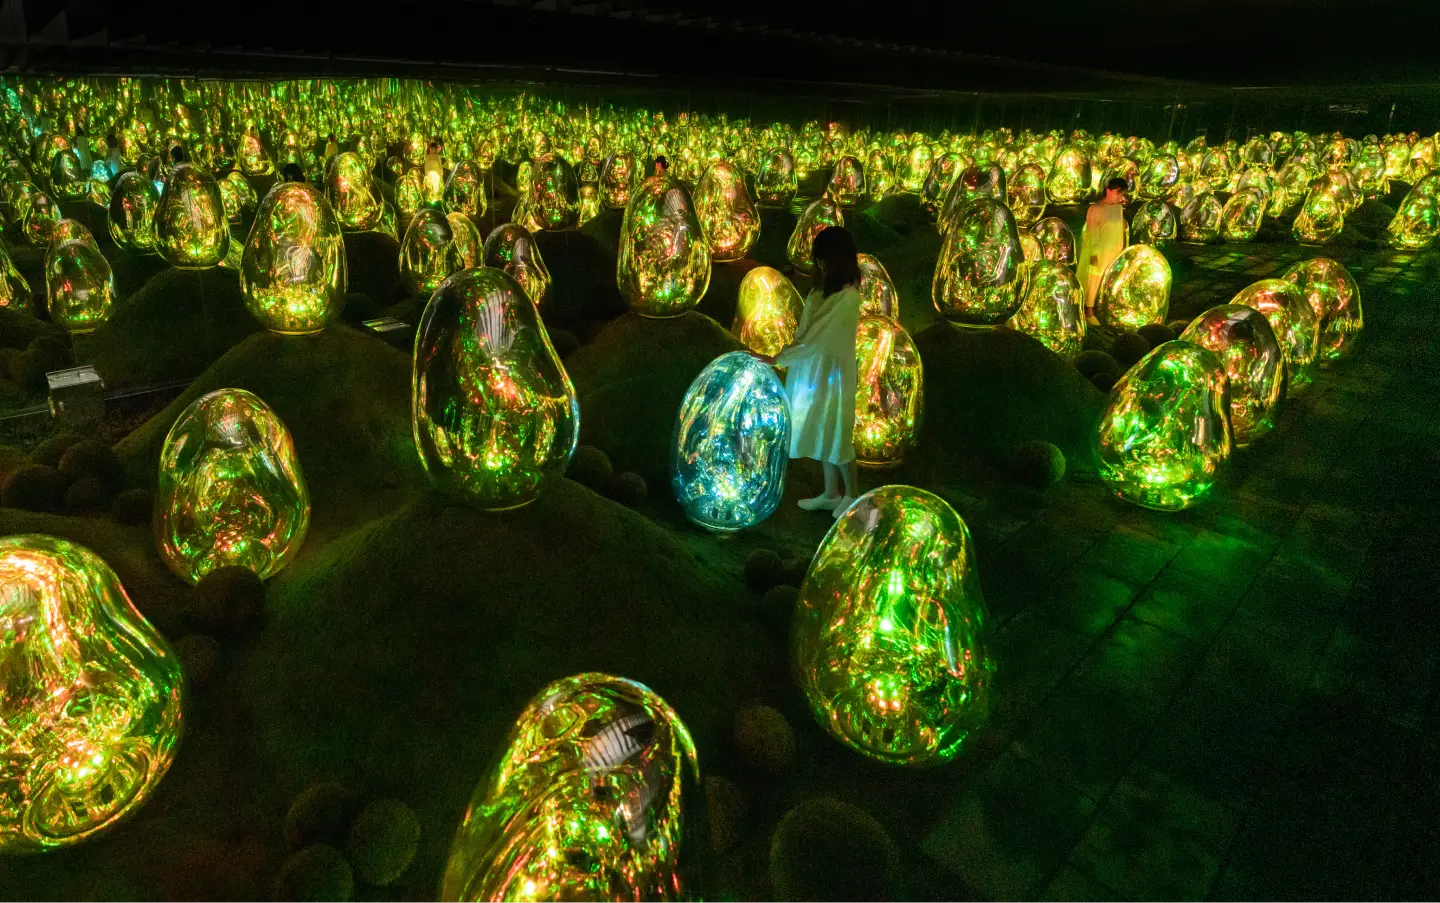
[0,435,130,516]
[565,443,648,507]
[0,333,73,403]
[277,784,419,902]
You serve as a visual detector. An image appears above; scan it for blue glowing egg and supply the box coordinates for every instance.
[671,351,791,531]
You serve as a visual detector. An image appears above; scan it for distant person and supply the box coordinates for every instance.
[282,162,306,183]
[752,226,864,516]
[653,154,668,177]
[423,139,445,200]
[1077,176,1129,324]
[324,134,339,161]
[105,130,123,177]
[169,144,187,164]
[72,126,92,170]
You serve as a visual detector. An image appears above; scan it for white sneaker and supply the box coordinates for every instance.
[798,494,842,511]
[831,496,855,518]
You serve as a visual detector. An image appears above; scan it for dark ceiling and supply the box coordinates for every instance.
[0,0,1434,98]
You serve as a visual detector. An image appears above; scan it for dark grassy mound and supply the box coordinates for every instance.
[89,268,258,390]
[876,227,944,337]
[342,231,405,306]
[115,326,425,546]
[697,258,757,328]
[913,322,1106,471]
[847,211,905,256]
[566,311,744,487]
[533,228,623,324]
[109,252,171,300]
[578,207,624,259]
[868,193,928,235]
[240,482,767,899]
[753,209,798,271]
[0,306,67,350]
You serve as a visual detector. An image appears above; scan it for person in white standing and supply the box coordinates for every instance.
[1077,176,1130,325]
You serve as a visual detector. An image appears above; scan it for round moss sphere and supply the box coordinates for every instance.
[761,584,800,622]
[1074,349,1120,380]
[1166,319,1193,336]
[0,347,19,375]
[113,487,155,525]
[28,433,82,469]
[1089,370,1118,393]
[275,844,354,902]
[0,444,25,483]
[607,471,648,507]
[27,334,71,370]
[10,349,49,394]
[550,328,581,359]
[733,703,796,775]
[705,775,748,854]
[1110,332,1152,368]
[770,798,901,902]
[2,464,65,512]
[566,444,613,492]
[781,556,809,587]
[0,378,25,406]
[193,565,266,636]
[285,782,358,851]
[1011,440,1067,488]
[58,439,122,488]
[346,799,420,888]
[743,548,786,591]
[173,634,220,689]
[341,292,379,322]
[63,475,109,513]
[1137,323,1178,347]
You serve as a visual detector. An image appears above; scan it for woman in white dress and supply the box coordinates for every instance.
[752,226,864,517]
[1077,177,1130,324]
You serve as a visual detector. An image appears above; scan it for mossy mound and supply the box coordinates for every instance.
[533,229,623,323]
[696,258,754,328]
[846,211,904,255]
[567,311,744,486]
[913,322,1106,471]
[0,306,66,350]
[769,797,902,901]
[88,267,258,390]
[238,483,766,897]
[578,207,624,259]
[346,799,419,887]
[115,326,425,541]
[875,227,944,337]
[867,193,928,235]
[109,252,170,299]
[342,232,404,306]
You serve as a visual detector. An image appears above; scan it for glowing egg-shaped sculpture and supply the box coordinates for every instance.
[1293,185,1344,244]
[1231,279,1318,391]
[324,151,383,232]
[400,207,460,296]
[1198,148,1232,187]
[1219,188,1264,242]
[1130,199,1177,246]
[153,164,229,268]
[920,153,964,213]
[1388,186,1438,249]
[1179,305,1284,445]
[695,161,759,262]
[670,352,790,531]
[528,153,580,232]
[444,160,488,219]
[237,131,273,177]
[413,267,579,510]
[1011,260,1085,360]
[21,189,60,247]
[46,218,97,266]
[448,213,483,270]
[578,185,600,227]
[618,177,711,318]
[1352,144,1387,199]
[395,168,424,217]
[0,534,183,854]
[48,149,87,201]
[1007,162,1047,227]
[155,388,309,584]
[853,316,924,467]
[1096,341,1232,511]
[222,172,258,226]
[865,151,895,201]
[1138,153,1180,200]
[1179,191,1222,243]
[1281,258,1362,363]
[483,223,551,308]
[239,182,347,334]
[827,155,866,207]
[1031,216,1076,266]
[1046,145,1091,204]
[1019,231,1043,262]
[0,243,31,310]
[932,197,1022,325]
[939,165,1004,231]
[732,266,801,356]
[786,196,844,275]
[598,151,639,210]
[755,148,797,206]
[792,485,993,765]
[1095,244,1171,331]
[857,253,898,318]
[897,142,933,194]
[438,673,698,902]
[46,239,115,334]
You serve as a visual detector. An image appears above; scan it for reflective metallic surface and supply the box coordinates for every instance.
[599,152,639,211]
[1046,145,1091,204]
[1388,185,1438,249]
[1007,162,1048,228]
[483,223,551,308]
[694,161,759,262]
[528,153,580,231]
[618,177,711,318]
[732,266,801,356]
[857,253,899,319]
[1220,189,1265,242]
[755,148,797,207]
[412,267,579,510]
[1031,216,1076,266]
[792,485,993,766]
[1179,191,1222,243]
[1180,304,1285,445]
[107,171,159,252]
[1281,257,1362,364]
[1012,260,1085,360]
[1095,244,1172,332]
[932,197,1022,325]
[853,316,924,467]
[827,155,866,208]
[1130,199,1177,246]
[46,239,115,334]
[786,195,844,275]
[401,207,461,296]
[1232,278,1319,391]
[1293,182,1346,244]
[154,388,310,584]
[445,160,489,219]
[325,151,384,232]
[240,182,347,334]
[0,535,183,853]
[1096,341,1233,511]
[670,351,790,531]
[439,673,699,902]
[153,163,229,269]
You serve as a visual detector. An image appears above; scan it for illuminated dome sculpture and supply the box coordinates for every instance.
[1011,260,1085,360]
[857,253,899,318]
[1095,244,1171,331]
[1231,279,1318,391]
[46,238,115,334]
[695,161,760,262]
[1031,216,1076,266]
[325,151,384,232]
[853,315,924,467]
[1219,188,1265,242]
[240,182,347,334]
[483,222,551,308]
[153,163,229,268]
[897,141,933,194]
[932,197,1022,325]
[1178,191,1222,243]
[1281,257,1362,364]
[1388,184,1438,249]
[1179,304,1285,446]
[1045,145,1091,204]
[444,160,489,219]
[617,177,711,317]
[598,151,639,210]
[732,265,802,356]
[1007,162,1048,227]
[786,195,844,275]
[827,155,866,208]
[1130,199,1177,246]
[400,207,461,296]
[755,148,798,207]
[528,152,581,231]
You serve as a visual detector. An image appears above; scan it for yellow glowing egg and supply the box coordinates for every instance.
[400,207,461,296]
[1231,278,1319,391]
[1281,257,1362,364]
[786,196,844,275]
[1032,216,1076,266]
[1012,260,1085,360]
[755,148,798,206]
[695,161,760,262]
[1388,185,1438,249]
[325,150,384,232]
[1292,184,1344,244]
[1219,188,1265,242]
[46,238,114,334]
[617,177,711,317]
[1130,199,1177,246]
[1179,191,1222,243]
[21,188,60,247]
[598,151,639,210]
[1046,145,1091,204]
[527,153,580,231]
[865,150,895,201]
[827,155,866,207]
[857,253,899,318]
[932,197,1023,325]
[237,131,274,177]
[395,168,423,217]
[155,387,310,584]
[1007,162,1048,227]
[240,182,347,334]
[444,160,488,219]
[153,163,229,268]
[733,265,802,356]
[1095,244,1171,331]
[48,148,88,201]
[0,242,31,310]
[219,171,257,225]
[897,141,933,194]
[853,315,924,467]
[482,222,551,307]
[1179,304,1285,446]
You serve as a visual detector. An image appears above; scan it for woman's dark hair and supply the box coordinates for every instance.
[654,154,669,171]
[282,162,305,183]
[1105,176,1130,194]
[811,226,862,296]
[169,144,187,163]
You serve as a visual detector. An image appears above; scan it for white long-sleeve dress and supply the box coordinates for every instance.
[775,285,863,465]
[1077,201,1127,305]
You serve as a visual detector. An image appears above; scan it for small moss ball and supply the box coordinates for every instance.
[63,476,109,513]
[1137,323,1178,347]
[346,799,420,887]
[607,471,647,507]
[1110,332,1152,367]
[733,704,796,775]
[780,556,809,587]
[705,775,748,854]
[761,584,800,622]
[0,378,25,406]
[193,566,266,636]
[550,328,581,359]
[10,349,49,394]
[743,548,786,591]
[174,634,220,689]
[27,334,71,370]
[1011,440,1067,488]
[285,782,357,851]
[113,487,155,525]
[1166,318,1193,335]
[2,464,65,512]
[275,844,354,902]
[28,433,82,468]
[58,439,122,487]
[1089,370,1119,393]
[770,798,901,902]
[566,444,613,491]
[0,347,20,375]
[342,292,379,322]
[0,444,25,482]
[1074,349,1120,380]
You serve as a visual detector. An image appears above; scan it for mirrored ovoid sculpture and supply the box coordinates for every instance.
[1179,304,1285,446]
